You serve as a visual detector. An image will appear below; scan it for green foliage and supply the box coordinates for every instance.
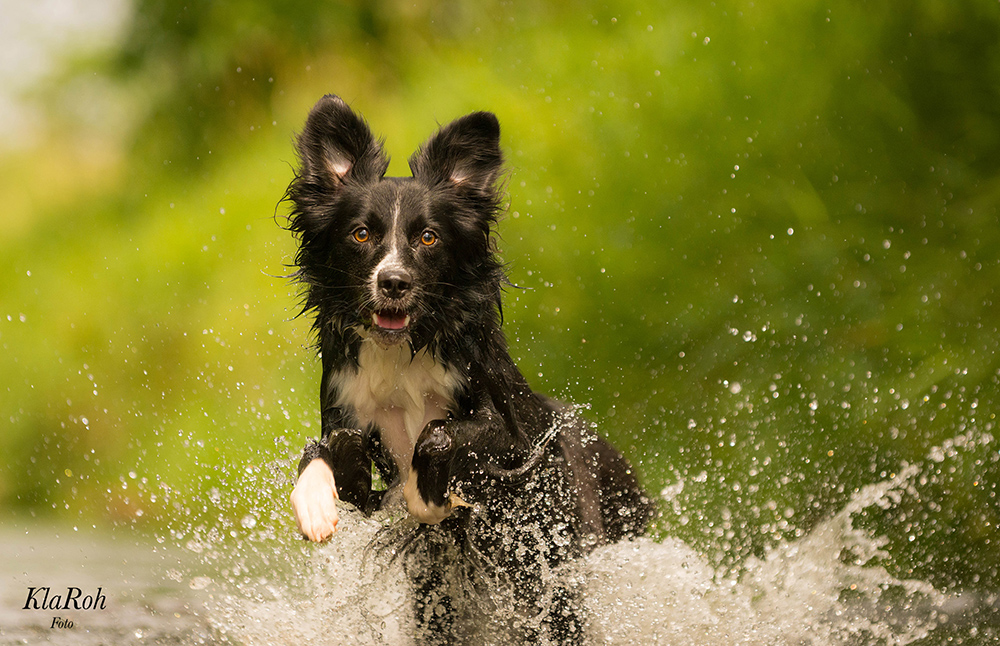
[3,0,999,594]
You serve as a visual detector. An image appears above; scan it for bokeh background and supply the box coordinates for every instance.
[2,0,999,615]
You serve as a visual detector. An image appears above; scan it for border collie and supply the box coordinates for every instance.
[285,95,653,643]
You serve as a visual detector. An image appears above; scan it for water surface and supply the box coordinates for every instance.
[3,431,998,645]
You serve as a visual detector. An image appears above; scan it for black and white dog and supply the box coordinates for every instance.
[286,95,652,643]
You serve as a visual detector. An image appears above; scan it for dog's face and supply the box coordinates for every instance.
[288,96,506,350]
[326,177,446,346]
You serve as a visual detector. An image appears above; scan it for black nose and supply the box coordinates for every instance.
[378,268,412,298]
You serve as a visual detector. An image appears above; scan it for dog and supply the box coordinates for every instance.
[285,95,653,643]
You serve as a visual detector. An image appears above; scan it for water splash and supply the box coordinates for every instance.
[740,465,944,645]
[196,436,992,646]
[210,511,414,645]
[585,466,948,645]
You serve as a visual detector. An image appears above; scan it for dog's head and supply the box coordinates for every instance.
[287,95,506,350]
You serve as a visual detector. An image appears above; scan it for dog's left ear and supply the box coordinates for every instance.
[409,111,503,192]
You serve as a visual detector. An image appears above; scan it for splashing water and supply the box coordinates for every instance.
[584,466,947,645]
[210,511,414,645]
[195,434,993,646]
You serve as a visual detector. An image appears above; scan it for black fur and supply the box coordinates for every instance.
[286,95,653,643]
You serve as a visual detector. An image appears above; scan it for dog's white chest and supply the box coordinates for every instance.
[329,340,464,473]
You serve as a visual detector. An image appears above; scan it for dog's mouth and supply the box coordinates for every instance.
[373,309,411,332]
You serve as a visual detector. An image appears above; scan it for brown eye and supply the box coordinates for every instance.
[420,230,437,246]
[353,228,370,243]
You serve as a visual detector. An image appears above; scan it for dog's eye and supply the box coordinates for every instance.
[353,228,370,243]
[420,230,438,246]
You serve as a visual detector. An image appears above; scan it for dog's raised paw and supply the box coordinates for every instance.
[290,459,340,541]
[404,422,458,524]
[403,468,455,525]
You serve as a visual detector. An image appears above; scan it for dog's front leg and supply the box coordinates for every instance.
[291,429,372,541]
[403,421,459,524]
[404,411,514,524]
[291,459,340,541]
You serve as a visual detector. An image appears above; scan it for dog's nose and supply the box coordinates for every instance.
[378,268,413,298]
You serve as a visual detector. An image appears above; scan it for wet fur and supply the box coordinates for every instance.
[286,95,653,643]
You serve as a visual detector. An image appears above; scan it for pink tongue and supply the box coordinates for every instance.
[374,312,408,330]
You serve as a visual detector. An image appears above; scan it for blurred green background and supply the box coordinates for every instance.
[2,0,999,601]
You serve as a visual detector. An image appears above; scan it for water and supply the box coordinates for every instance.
[585,469,954,645]
[4,433,997,645]
[209,457,993,646]
[0,522,214,645]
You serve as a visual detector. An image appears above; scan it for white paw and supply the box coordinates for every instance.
[290,459,340,541]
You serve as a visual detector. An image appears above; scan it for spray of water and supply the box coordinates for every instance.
[584,465,947,645]
[187,431,992,646]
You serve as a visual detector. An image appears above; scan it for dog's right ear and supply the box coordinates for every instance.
[295,95,388,188]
